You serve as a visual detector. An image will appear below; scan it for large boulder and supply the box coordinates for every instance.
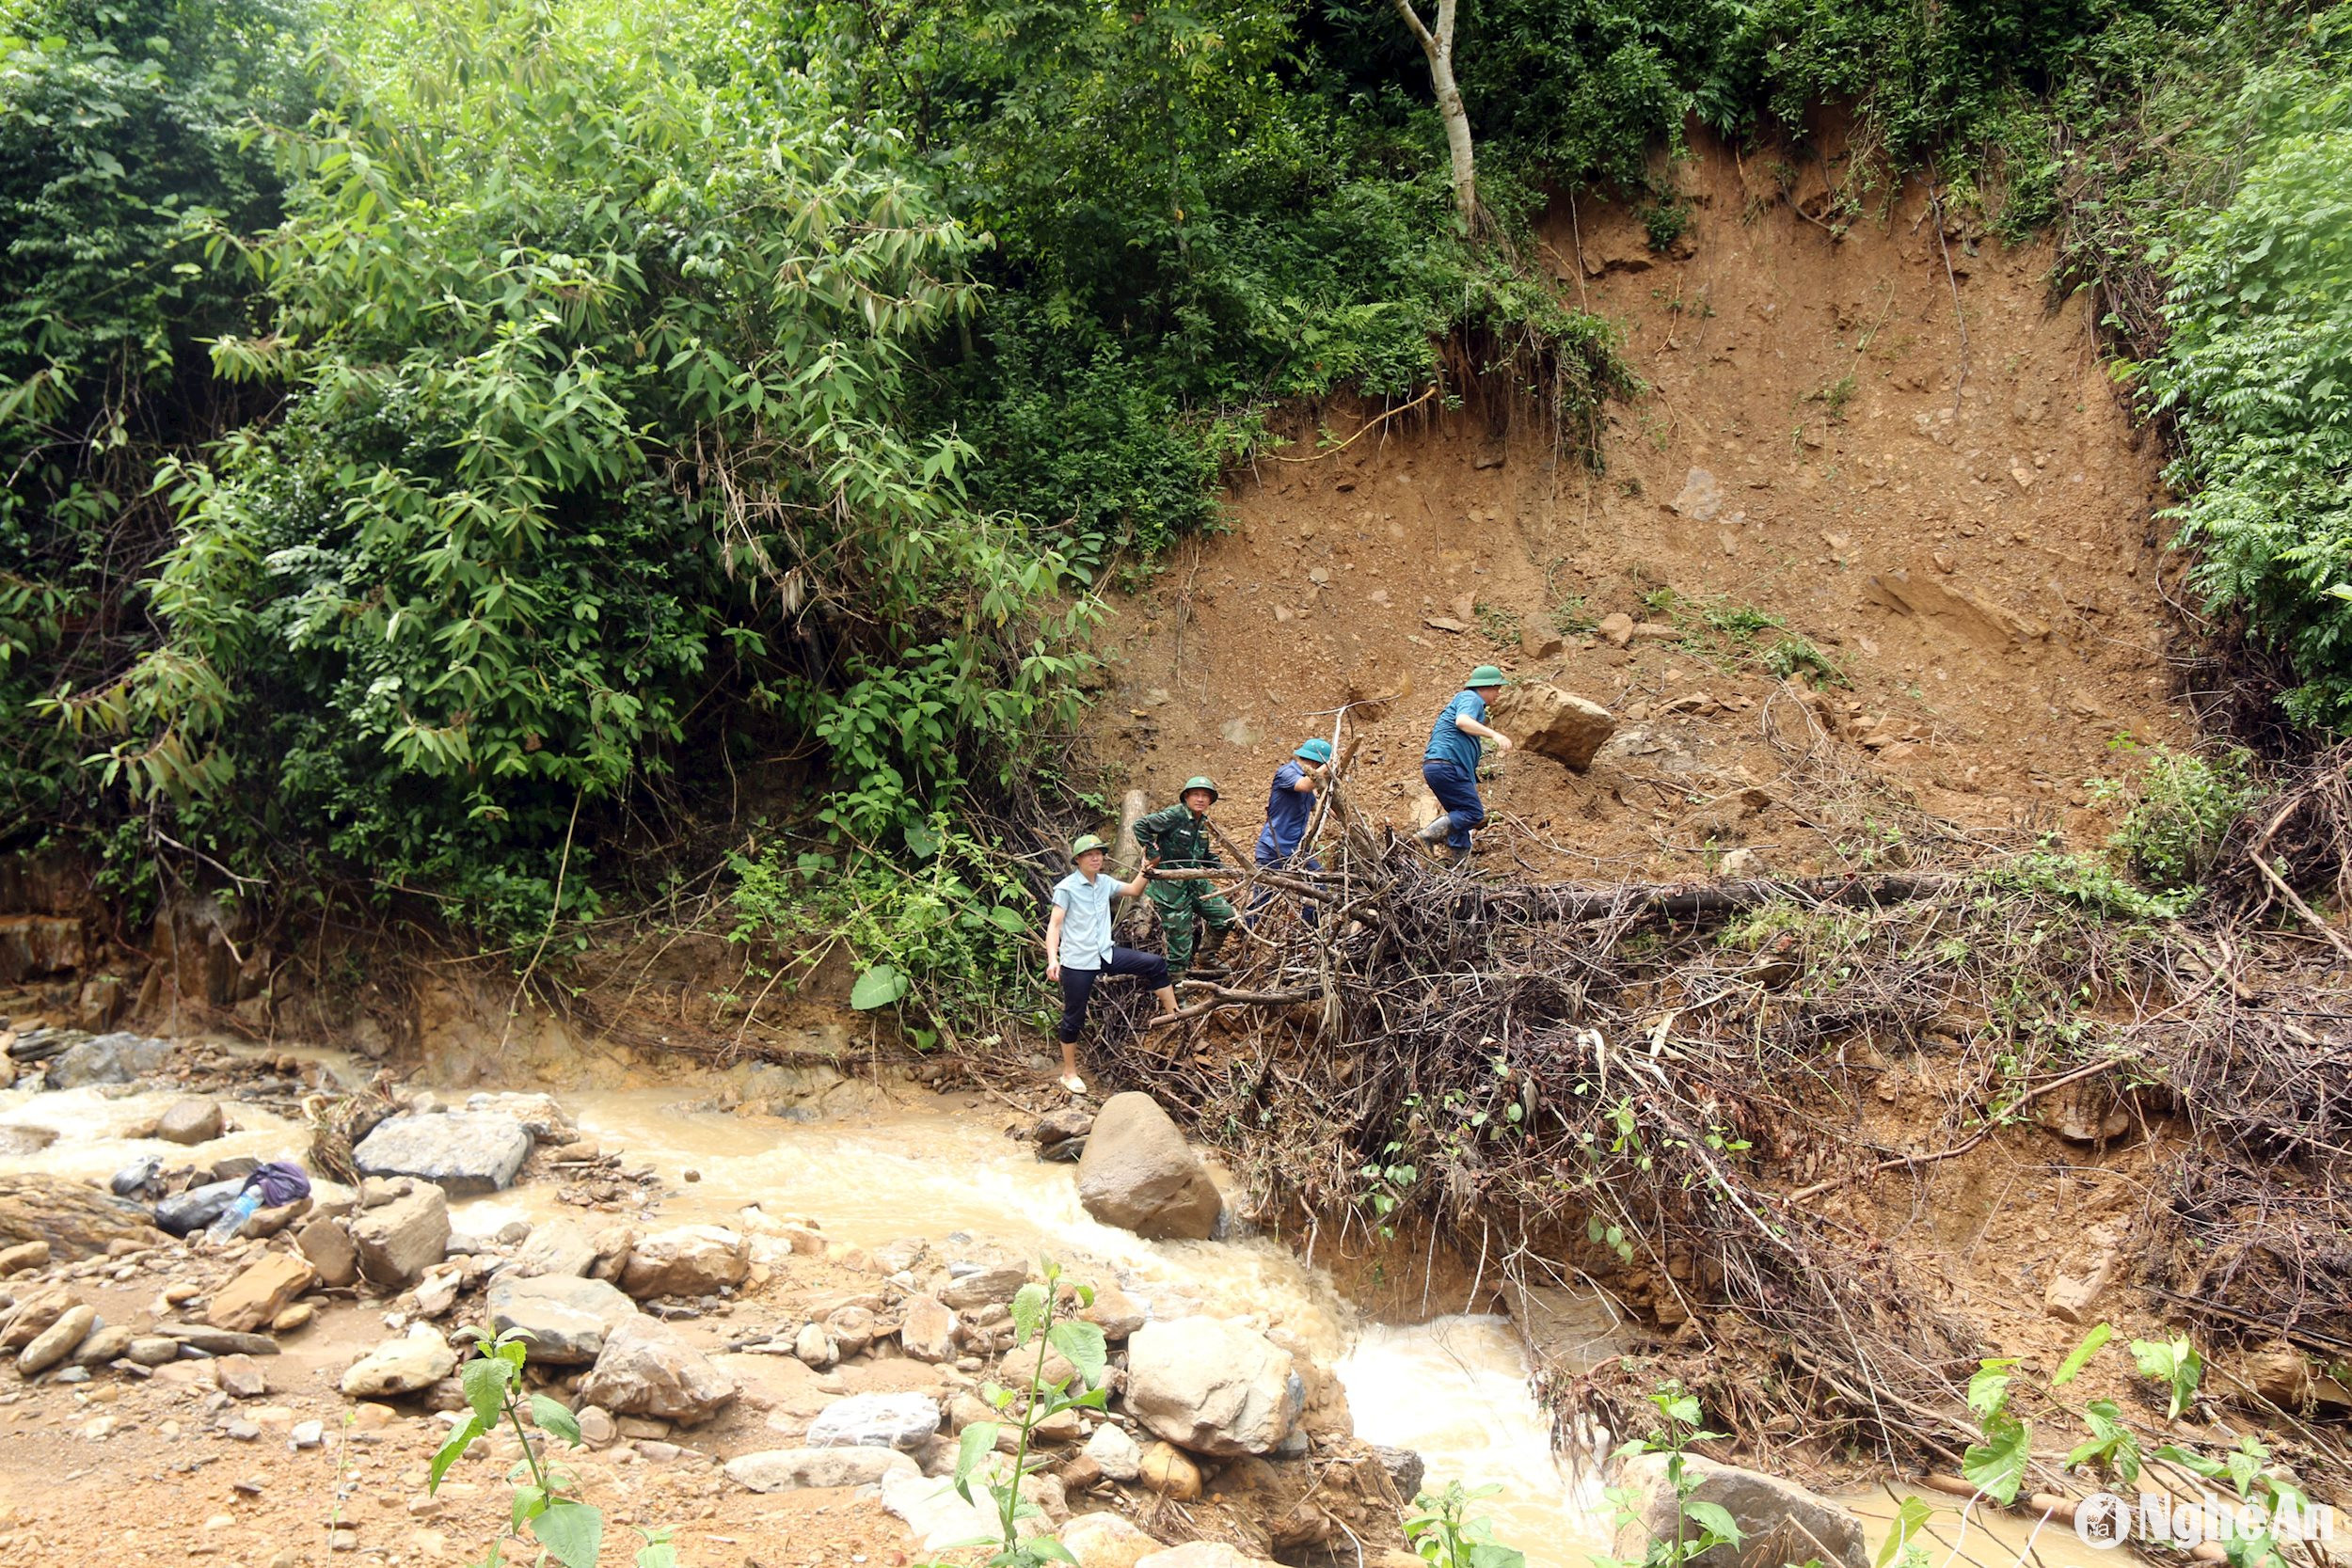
[1123,1318,1302,1457]
[48,1032,172,1089]
[353,1114,532,1196]
[724,1448,919,1493]
[0,1173,167,1257]
[349,1183,451,1290]
[206,1252,317,1333]
[1491,683,1617,772]
[619,1225,749,1298]
[1610,1454,1868,1568]
[488,1275,640,1365]
[577,1317,738,1425]
[511,1217,597,1279]
[1075,1094,1221,1241]
[805,1392,941,1450]
[341,1323,457,1399]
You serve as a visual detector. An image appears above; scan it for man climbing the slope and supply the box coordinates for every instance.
[1135,776,1238,982]
[1044,834,1176,1095]
[1251,737,1330,928]
[1418,664,1514,867]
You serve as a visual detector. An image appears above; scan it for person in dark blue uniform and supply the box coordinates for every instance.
[1417,664,1513,866]
[1250,737,1330,927]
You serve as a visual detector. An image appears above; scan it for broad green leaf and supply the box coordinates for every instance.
[530,1394,583,1447]
[2153,1443,2228,1481]
[850,964,909,1010]
[1047,1320,1108,1389]
[1009,1281,1049,1346]
[2064,1400,2142,1485]
[1027,1542,1078,1564]
[952,1422,998,1502]
[987,905,1026,934]
[510,1482,547,1531]
[1966,1357,2019,1421]
[532,1498,604,1568]
[462,1354,513,1424]
[904,821,938,860]
[1877,1497,1935,1568]
[1469,1546,1530,1568]
[2054,1323,2112,1386]
[429,1414,486,1492]
[1683,1499,1743,1547]
[1962,1415,2032,1505]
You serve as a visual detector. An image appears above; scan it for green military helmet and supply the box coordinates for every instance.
[1069,832,1109,859]
[1180,774,1220,802]
[1294,737,1334,764]
[1465,664,1510,689]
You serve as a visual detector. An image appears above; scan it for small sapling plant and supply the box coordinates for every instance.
[430,1326,679,1567]
[1406,1480,1528,1568]
[946,1256,1111,1566]
[1597,1384,1743,1568]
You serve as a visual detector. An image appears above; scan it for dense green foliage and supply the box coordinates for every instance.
[3,0,2350,965]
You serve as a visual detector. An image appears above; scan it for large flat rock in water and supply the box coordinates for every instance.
[353,1113,531,1196]
[0,1173,167,1259]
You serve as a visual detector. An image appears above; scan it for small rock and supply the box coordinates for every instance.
[793,1322,837,1370]
[899,1296,957,1362]
[341,1323,457,1399]
[296,1217,361,1289]
[1718,847,1767,879]
[215,1354,267,1398]
[1084,1421,1143,1481]
[1597,611,1635,648]
[1062,1512,1164,1568]
[576,1404,617,1448]
[1611,1453,1868,1568]
[156,1099,225,1147]
[511,1218,596,1279]
[223,1418,261,1441]
[206,1252,317,1334]
[74,1323,133,1366]
[1670,467,1724,522]
[0,1241,49,1276]
[576,1316,738,1425]
[127,1336,181,1367]
[825,1305,876,1358]
[1371,1444,1425,1499]
[488,1274,640,1365]
[1081,1286,1146,1342]
[806,1392,941,1450]
[18,1303,97,1377]
[290,1419,324,1449]
[725,1447,919,1492]
[1137,1440,1201,1501]
[619,1226,749,1299]
[271,1303,314,1337]
[349,1184,451,1291]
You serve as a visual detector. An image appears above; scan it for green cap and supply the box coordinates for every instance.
[1466,664,1509,689]
[1181,775,1220,801]
[1294,738,1333,764]
[1069,833,1109,859]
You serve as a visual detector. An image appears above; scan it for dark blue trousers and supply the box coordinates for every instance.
[1422,758,1486,849]
[1057,946,1169,1042]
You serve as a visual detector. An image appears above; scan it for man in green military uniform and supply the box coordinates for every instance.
[1135,776,1238,982]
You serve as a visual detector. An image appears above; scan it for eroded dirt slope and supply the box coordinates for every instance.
[1102,133,2185,877]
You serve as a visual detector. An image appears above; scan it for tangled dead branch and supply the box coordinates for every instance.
[1080,741,2352,1481]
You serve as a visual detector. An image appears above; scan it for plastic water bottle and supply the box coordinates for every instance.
[206,1190,262,1244]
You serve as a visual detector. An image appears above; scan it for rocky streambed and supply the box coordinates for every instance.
[0,1022,1948,1568]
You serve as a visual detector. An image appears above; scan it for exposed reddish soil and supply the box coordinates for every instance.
[1100,133,2187,879]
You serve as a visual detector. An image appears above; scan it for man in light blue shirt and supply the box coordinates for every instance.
[1418,664,1514,866]
[1044,834,1176,1094]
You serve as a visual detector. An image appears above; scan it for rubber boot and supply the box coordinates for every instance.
[1415,814,1453,846]
[1191,922,1232,979]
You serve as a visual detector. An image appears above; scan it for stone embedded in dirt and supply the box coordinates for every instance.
[1136,1440,1202,1501]
[1061,1512,1163,1568]
[510,1217,596,1279]
[806,1391,941,1450]
[1075,1093,1222,1242]
[1134,1544,1282,1568]
[898,1296,957,1362]
[2032,1081,2132,1144]
[127,1336,180,1367]
[1612,1454,1868,1568]
[17,1303,97,1377]
[270,1303,313,1337]
[349,1183,451,1291]
[1368,1444,1424,1500]
[207,1252,318,1333]
[296,1216,361,1288]
[1718,846,1768,879]
[74,1323,133,1367]
[724,1446,919,1492]
[0,1241,47,1277]
[340,1323,457,1399]
[1597,611,1635,647]
[156,1098,224,1147]
[154,1179,246,1238]
[1083,1422,1143,1481]
[487,1274,641,1365]
[576,1404,617,1447]
[1421,616,1469,634]
[2231,1341,2352,1410]
[352,1113,532,1196]
[168,1325,279,1356]
[1519,626,1567,660]
[792,1323,837,1370]
[1031,1107,1094,1148]
[290,1419,324,1449]
[1670,467,1725,522]
[47,1032,172,1089]
[0,1172,167,1259]
[577,1316,738,1425]
[939,1254,1028,1310]
[1081,1285,1146,1342]
[215,1354,267,1399]
[1124,1317,1302,1458]
[1629,621,1681,641]
[1491,682,1617,772]
[824,1305,876,1358]
[619,1225,750,1298]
